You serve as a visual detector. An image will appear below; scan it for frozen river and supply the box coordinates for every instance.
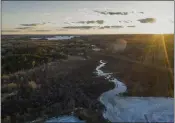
[45,60,174,123]
[96,60,174,122]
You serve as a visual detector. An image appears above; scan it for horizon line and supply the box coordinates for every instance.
[2,33,174,36]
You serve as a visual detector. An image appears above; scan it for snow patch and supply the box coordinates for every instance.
[47,36,75,40]
[31,36,79,40]
[31,38,42,40]
[92,48,101,52]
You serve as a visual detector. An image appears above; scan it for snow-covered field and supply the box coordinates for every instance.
[96,60,174,122]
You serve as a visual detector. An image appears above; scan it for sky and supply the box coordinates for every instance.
[2,1,174,34]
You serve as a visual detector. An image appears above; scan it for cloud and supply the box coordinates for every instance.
[87,20,96,24]
[111,25,124,28]
[47,22,56,24]
[131,11,144,14]
[123,20,132,23]
[72,20,104,24]
[63,26,97,29]
[94,10,128,15]
[20,23,39,26]
[127,25,136,28]
[64,22,72,25]
[15,27,32,30]
[94,10,144,15]
[118,20,132,23]
[34,30,51,32]
[96,20,104,24]
[108,12,128,15]
[2,30,20,32]
[99,26,110,29]
[62,25,124,30]
[75,21,86,24]
[98,25,124,29]
[137,18,156,23]
[93,10,108,15]
[20,23,46,27]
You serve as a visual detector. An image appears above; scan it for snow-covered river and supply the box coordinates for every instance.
[45,60,174,123]
[96,60,174,122]
[45,115,85,123]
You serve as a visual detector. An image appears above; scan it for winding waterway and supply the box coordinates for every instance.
[44,60,174,123]
[96,60,174,122]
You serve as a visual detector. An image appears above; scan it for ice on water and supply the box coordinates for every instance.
[45,115,85,123]
[96,60,174,123]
